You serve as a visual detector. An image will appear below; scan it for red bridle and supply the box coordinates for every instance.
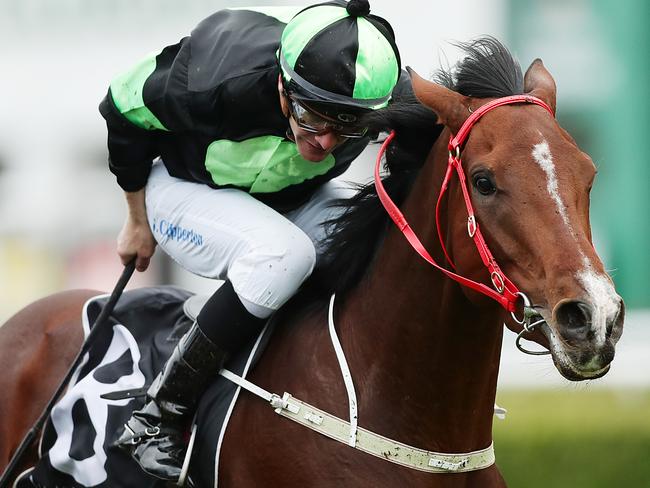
[374,95,554,313]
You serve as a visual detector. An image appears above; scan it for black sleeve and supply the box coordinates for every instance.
[99,39,194,192]
[99,89,157,192]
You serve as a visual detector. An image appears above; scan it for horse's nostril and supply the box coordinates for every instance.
[555,300,593,342]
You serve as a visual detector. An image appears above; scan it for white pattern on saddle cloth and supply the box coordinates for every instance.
[48,324,146,486]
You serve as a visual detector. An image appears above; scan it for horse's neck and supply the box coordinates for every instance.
[339,139,503,452]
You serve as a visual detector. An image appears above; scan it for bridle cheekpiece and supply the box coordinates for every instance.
[375,94,554,350]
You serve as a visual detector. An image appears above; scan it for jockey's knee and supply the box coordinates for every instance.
[229,227,316,311]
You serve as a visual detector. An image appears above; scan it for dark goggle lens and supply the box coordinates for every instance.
[290,99,367,138]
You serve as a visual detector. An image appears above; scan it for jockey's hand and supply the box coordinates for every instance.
[117,189,157,272]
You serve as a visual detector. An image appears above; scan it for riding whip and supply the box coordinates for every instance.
[0,260,136,488]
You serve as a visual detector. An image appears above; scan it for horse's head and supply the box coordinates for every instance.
[409,49,624,381]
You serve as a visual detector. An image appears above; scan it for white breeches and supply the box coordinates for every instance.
[145,161,354,316]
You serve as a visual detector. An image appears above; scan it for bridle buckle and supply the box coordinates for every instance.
[448,145,461,161]
[490,271,505,294]
[467,216,477,237]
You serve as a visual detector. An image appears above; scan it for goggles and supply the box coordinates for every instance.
[288,98,368,139]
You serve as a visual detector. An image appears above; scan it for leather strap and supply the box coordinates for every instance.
[275,393,495,473]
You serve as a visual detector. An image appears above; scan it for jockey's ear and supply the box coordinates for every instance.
[524,59,557,115]
[407,67,470,134]
[278,75,290,118]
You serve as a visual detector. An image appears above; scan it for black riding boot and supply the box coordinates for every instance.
[116,321,226,481]
[116,281,265,482]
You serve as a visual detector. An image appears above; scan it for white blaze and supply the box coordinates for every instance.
[532,140,571,230]
[577,256,621,344]
[532,139,620,345]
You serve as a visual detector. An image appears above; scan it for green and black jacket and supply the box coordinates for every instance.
[99,7,370,208]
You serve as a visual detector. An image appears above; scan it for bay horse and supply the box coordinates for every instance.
[0,38,624,487]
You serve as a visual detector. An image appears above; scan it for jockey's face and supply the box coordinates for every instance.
[288,114,346,162]
[278,76,353,162]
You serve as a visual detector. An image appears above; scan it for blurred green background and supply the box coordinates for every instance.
[0,1,647,486]
[509,0,650,309]
[500,3,650,483]
[494,390,650,487]
[501,4,650,483]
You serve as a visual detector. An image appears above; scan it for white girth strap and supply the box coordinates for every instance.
[217,293,497,473]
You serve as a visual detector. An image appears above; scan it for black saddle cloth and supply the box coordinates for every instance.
[28,286,271,488]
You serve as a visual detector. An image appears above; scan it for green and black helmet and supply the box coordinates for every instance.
[278,0,401,122]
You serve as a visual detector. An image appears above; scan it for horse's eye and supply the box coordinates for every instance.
[473,175,496,196]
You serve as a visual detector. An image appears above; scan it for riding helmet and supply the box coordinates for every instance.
[278,0,401,122]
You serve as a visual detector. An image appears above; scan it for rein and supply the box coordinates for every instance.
[374,95,554,320]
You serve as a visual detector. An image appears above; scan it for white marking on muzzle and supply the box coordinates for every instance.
[533,139,620,346]
[577,256,620,344]
[532,140,571,230]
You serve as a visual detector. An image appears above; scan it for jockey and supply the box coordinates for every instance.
[100,0,401,481]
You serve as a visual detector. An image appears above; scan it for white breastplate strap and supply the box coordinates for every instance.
[278,393,495,472]
[219,369,494,473]
[328,294,358,447]
[218,292,496,474]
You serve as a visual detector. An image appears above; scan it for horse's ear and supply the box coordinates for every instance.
[408,67,469,133]
[524,59,557,115]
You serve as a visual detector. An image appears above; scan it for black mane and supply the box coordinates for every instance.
[311,37,524,295]
[436,37,524,97]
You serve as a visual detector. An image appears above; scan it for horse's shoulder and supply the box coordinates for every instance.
[270,296,329,343]
[245,295,340,394]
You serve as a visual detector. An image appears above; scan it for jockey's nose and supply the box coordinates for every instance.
[314,130,342,152]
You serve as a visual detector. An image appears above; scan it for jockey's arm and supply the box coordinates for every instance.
[117,189,157,272]
[100,39,194,270]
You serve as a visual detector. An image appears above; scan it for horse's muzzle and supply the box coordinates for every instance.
[544,297,625,380]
